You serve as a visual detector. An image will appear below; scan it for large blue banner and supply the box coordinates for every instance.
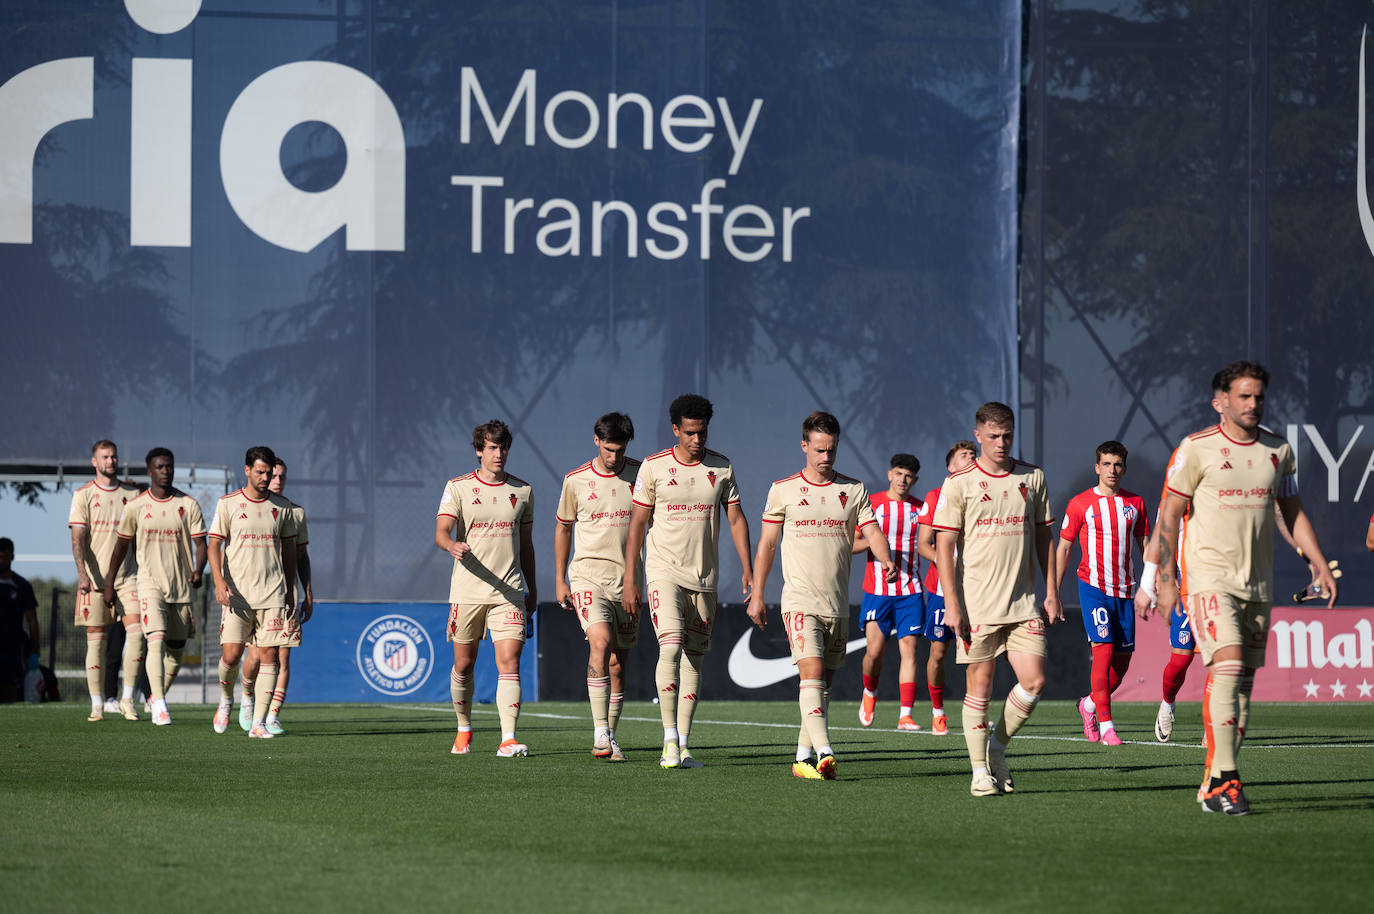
[287,601,537,703]
[2,1,1021,606]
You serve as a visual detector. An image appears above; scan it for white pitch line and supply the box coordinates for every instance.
[394,705,1374,750]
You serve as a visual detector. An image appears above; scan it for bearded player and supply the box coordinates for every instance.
[1153,360,1337,815]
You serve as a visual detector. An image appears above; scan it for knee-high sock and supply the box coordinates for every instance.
[1161,652,1193,702]
[587,675,610,731]
[608,692,624,734]
[677,650,703,746]
[1236,667,1255,749]
[217,657,238,704]
[145,633,166,701]
[1201,673,1215,774]
[655,634,682,731]
[122,623,144,696]
[163,643,184,692]
[799,679,831,755]
[995,684,1041,744]
[450,668,472,728]
[963,694,991,770]
[85,630,106,704]
[798,687,832,755]
[1109,651,1131,693]
[253,663,277,725]
[1208,660,1244,778]
[1090,642,1114,722]
[496,672,521,738]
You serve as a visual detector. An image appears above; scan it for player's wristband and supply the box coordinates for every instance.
[1139,561,1159,599]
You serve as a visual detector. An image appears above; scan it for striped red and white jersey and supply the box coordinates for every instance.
[862,492,923,596]
[916,486,945,596]
[1060,487,1150,598]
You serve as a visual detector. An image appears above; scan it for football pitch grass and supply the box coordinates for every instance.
[3,700,1371,913]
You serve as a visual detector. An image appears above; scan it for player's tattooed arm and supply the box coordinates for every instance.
[1153,493,1188,619]
[747,520,781,630]
[726,501,753,598]
[70,525,91,594]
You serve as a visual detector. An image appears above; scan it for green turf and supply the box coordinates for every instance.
[2,699,1370,913]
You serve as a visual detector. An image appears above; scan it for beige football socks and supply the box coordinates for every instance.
[677,650,703,747]
[497,672,521,738]
[163,642,184,692]
[587,675,610,731]
[145,633,166,701]
[608,692,624,735]
[217,657,238,704]
[122,622,144,696]
[655,633,682,729]
[450,668,473,728]
[799,679,832,756]
[962,694,991,770]
[1209,659,1245,777]
[85,629,105,706]
[253,663,277,725]
[994,684,1041,745]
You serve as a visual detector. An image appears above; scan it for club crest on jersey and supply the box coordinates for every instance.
[838,492,849,508]
[1221,447,1230,457]
[707,471,717,486]
[271,507,279,520]
[979,480,989,490]
[178,506,185,517]
[508,493,518,508]
[1270,454,1279,470]
[668,466,677,475]
[1018,482,1029,500]
[588,480,596,489]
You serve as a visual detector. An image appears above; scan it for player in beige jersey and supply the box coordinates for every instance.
[104,448,206,726]
[1153,360,1337,815]
[207,446,298,739]
[555,412,641,762]
[435,419,537,758]
[748,411,896,780]
[238,458,314,735]
[68,439,143,721]
[932,402,1060,797]
[623,394,753,769]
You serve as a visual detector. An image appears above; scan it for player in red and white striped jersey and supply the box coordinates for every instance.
[1055,441,1149,746]
[855,454,925,731]
[914,441,976,733]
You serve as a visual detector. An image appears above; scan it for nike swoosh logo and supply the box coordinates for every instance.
[727,628,866,689]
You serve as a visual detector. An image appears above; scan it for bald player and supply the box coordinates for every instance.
[436,419,537,758]
[69,439,143,721]
[1153,360,1337,815]
[105,447,207,725]
[207,446,298,739]
[748,411,896,779]
[623,393,753,769]
[555,412,641,762]
[932,402,1060,797]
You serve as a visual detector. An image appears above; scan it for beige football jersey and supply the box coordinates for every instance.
[761,470,876,619]
[1166,425,1296,602]
[633,448,742,592]
[288,502,310,548]
[68,480,140,588]
[116,489,206,603]
[437,471,533,605]
[208,489,297,610]
[931,459,1053,625]
[557,457,640,593]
